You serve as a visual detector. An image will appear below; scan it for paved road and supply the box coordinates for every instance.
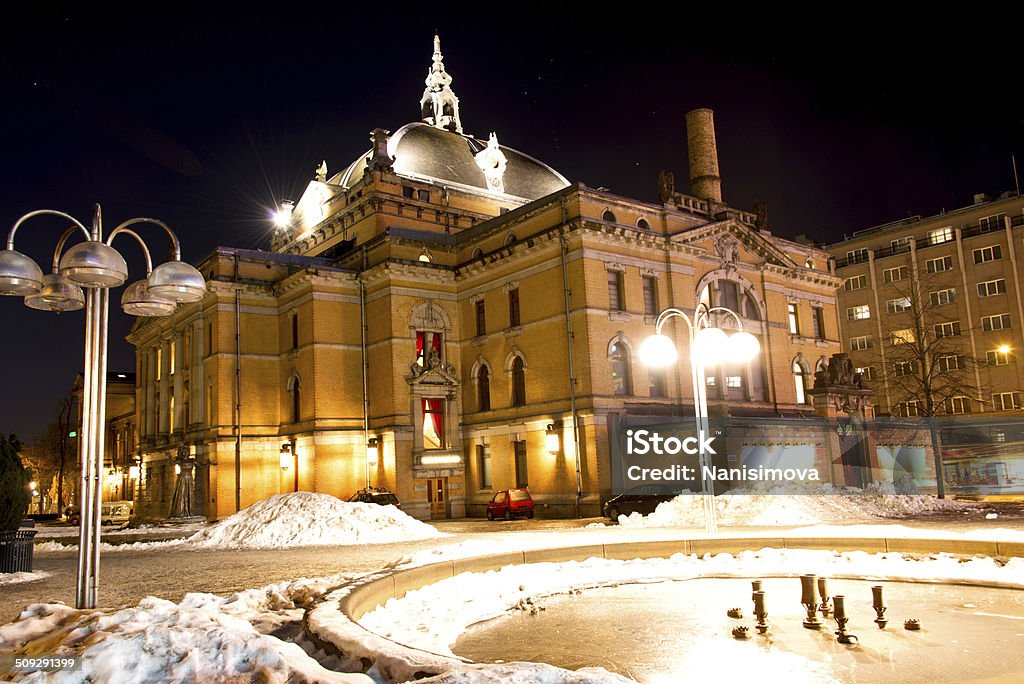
[5,505,1022,627]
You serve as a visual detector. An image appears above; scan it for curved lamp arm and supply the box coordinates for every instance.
[105,228,154,275]
[108,218,181,261]
[698,304,745,331]
[8,210,92,251]
[48,226,86,273]
[653,307,695,335]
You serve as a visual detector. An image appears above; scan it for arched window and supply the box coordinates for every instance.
[793,360,809,405]
[511,357,526,406]
[472,247,484,260]
[504,233,517,246]
[610,341,633,396]
[637,218,651,231]
[602,210,617,223]
[477,365,491,411]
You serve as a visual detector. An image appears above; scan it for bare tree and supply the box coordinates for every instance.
[870,268,989,497]
[21,394,76,514]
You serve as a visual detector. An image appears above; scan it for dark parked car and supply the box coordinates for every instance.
[603,485,682,520]
[348,487,401,509]
[486,488,535,520]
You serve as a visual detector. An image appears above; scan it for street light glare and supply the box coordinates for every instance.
[692,327,729,366]
[998,344,1011,354]
[639,333,678,367]
[727,331,761,362]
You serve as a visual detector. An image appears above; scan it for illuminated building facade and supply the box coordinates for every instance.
[129,37,841,519]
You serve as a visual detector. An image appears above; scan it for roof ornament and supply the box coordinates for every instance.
[315,160,328,183]
[419,34,463,134]
[475,132,508,194]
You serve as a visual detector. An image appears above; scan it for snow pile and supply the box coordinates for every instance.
[187,492,443,549]
[417,662,633,683]
[358,549,1024,658]
[0,575,370,683]
[616,482,974,528]
[0,571,48,587]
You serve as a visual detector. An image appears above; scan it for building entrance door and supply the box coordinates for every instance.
[426,477,448,518]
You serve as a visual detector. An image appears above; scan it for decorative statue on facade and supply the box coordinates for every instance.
[714,233,740,267]
[475,133,507,194]
[168,444,195,519]
[314,160,328,183]
[753,199,770,231]
[813,353,866,390]
[658,169,675,203]
[368,128,393,173]
[420,35,463,134]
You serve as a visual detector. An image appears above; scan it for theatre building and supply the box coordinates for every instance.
[128,37,841,520]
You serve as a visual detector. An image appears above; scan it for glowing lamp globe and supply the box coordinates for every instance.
[727,331,761,362]
[121,279,176,317]
[692,327,729,366]
[147,261,206,303]
[25,273,85,312]
[639,334,678,368]
[0,249,44,295]
[59,240,128,288]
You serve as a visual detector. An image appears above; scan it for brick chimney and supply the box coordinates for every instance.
[685,108,723,203]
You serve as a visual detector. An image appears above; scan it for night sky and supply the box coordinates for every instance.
[1,5,1021,439]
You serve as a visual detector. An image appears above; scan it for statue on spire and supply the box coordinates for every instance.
[420,34,463,134]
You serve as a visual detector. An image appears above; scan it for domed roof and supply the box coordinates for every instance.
[339,123,569,202]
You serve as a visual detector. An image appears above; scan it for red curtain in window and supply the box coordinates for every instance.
[423,398,444,443]
[431,332,442,355]
[416,332,425,363]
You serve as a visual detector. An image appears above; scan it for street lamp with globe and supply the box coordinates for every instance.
[639,304,761,534]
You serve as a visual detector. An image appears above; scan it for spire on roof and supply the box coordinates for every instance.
[419,34,463,134]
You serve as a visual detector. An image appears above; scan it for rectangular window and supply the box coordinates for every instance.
[417,189,430,202]
[402,185,415,198]
[168,395,175,433]
[169,340,176,375]
[207,322,214,356]
[973,245,1002,264]
[607,271,624,311]
[788,303,800,334]
[846,248,869,264]
[891,329,915,345]
[883,266,909,284]
[982,313,1011,332]
[649,367,667,398]
[979,214,1006,232]
[642,276,658,316]
[926,256,953,273]
[934,321,961,338]
[508,288,521,327]
[513,440,529,488]
[890,236,913,252]
[475,300,486,336]
[156,348,163,381]
[927,227,953,244]
[937,355,963,372]
[477,444,492,489]
[847,305,870,320]
[206,384,214,424]
[850,335,871,351]
[416,331,443,366]
[291,314,299,350]
[855,366,877,381]
[812,307,825,340]
[422,398,446,449]
[896,400,921,417]
[948,396,970,415]
[978,279,1007,297]
[718,280,739,311]
[894,361,917,377]
[726,376,743,388]
[886,298,912,314]
[987,349,1013,366]
[845,274,867,291]
[992,392,1021,411]
[930,289,956,306]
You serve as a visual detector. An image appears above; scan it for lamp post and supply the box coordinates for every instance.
[0,205,204,609]
[639,304,761,534]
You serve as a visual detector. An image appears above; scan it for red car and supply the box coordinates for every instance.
[486,488,535,520]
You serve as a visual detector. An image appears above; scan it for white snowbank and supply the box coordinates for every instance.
[615,482,974,528]
[0,571,49,587]
[186,493,443,549]
[0,575,370,683]
[358,548,1024,658]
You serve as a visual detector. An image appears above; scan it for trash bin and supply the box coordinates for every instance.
[0,529,38,573]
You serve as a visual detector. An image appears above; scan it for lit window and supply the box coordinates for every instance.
[792,361,809,405]
[855,366,876,380]
[788,304,800,335]
[847,305,871,320]
[416,331,443,366]
[726,376,742,388]
[927,227,953,245]
[610,342,633,396]
[890,329,915,345]
[169,340,176,375]
[422,398,445,449]
[886,298,911,314]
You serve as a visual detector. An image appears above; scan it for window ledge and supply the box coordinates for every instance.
[504,326,523,339]
[471,336,487,347]
[609,311,632,322]
[643,315,658,326]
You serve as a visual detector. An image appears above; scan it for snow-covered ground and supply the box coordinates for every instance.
[35,492,444,553]
[609,482,974,528]
[358,548,1024,658]
[0,571,49,587]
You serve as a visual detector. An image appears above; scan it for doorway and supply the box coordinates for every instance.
[426,477,448,519]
